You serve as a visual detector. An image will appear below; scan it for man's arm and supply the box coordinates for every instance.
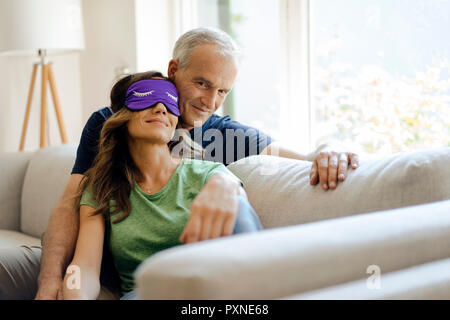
[35,174,84,300]
[260,141,311,161]
[260,141,359,190]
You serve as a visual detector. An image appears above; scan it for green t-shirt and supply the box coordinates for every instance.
[80,158,236,295]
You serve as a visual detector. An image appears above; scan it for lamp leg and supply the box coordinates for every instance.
[19,64,38,151]
[40,64,48,148]
[47,63,68,144]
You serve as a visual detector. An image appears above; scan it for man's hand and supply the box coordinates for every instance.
[310,151,359,190]
[35,276,64,300]
[179,174,240,244]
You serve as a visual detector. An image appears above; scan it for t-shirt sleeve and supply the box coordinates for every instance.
[209,116,275,165]
[225,119,274,158]
[80,187,100,209]
[71,112,106,175]
[204,162,243,187]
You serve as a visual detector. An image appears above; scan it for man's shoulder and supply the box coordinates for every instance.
[203,113,257,132]
[73,107,113,175]
[85,107,113,128]
[205,113,231,125]
[203,113,236,130]
[91,106,113,121]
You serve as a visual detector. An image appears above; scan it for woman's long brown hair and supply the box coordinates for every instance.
[75,71,165,223]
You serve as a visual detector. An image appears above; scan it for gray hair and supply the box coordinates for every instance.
[173,27,242,69]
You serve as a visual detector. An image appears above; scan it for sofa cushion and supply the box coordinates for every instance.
[135,200,450,299]
[21,145,77,238]
[0,230,41,249]
[227,147,450,228]
[0,152,33,231]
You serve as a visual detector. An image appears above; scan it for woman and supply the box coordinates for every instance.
[62,72,263,300]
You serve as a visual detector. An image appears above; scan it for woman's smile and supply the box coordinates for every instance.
[144,118,168,127]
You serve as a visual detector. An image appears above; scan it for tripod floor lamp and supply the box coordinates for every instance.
[20,49,69,150]
[0,0,85,151]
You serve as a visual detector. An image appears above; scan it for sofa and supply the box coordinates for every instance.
[0,145,449,299]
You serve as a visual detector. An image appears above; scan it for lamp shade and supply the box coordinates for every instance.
[0,0,84,55]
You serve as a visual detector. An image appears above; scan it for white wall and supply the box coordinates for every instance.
[135,0,173,73]
[80,0,137,123]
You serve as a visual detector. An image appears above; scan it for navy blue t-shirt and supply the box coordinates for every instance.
[71,107,273,174]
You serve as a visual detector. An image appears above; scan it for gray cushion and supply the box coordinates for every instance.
[0,230,41,249]
[0,152,33,231]
[21,145,77,238]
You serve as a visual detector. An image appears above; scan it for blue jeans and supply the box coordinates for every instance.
[120,290,138,300]
[232,195,264,234]
[121,195,263,300]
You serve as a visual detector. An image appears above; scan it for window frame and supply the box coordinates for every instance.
[135,0,314,152]
[279,0,312,154]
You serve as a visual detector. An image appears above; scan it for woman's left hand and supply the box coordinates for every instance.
[179,174,241,244]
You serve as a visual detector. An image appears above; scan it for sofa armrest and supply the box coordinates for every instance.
[135,200,450,299]
[283,257,450,300]
[0,151,33,231]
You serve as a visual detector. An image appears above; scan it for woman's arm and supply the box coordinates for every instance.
[62,205,105,300]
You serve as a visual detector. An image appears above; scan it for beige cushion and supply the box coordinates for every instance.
[285,258,450,300]
[227,147,450,228]
[135,199,450,299]
[21,145,77,238]
[0,152,33,231]
[0,230,41,249]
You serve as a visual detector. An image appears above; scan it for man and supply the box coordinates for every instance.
[0,28,358,300]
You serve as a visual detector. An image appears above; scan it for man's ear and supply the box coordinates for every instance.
[167,59,179,80]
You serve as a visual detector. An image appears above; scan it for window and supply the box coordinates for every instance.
[310,0,450,155]
[197,0,283,144]
[137,0,450,155]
